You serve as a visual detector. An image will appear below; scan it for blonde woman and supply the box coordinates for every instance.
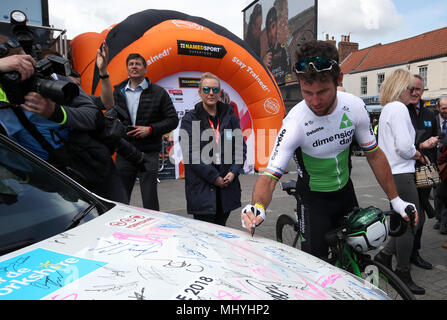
[374,68,425,295]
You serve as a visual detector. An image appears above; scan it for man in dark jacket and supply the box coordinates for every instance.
[435,96,447,234]
[407,74,439,270]
[180,72,246,226]
[102,53,179,210]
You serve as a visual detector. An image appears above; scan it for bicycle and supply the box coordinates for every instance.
[276,179,416,300]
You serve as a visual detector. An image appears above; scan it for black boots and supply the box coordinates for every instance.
[374,251,393,270]
[394,269,425,295]
[410,251,433,270]
[374,251,425,295]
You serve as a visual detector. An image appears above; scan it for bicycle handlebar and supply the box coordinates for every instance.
[387,205,415,237]
[281,178,416,241]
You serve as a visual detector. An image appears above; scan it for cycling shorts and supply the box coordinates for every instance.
[297,178,358,260]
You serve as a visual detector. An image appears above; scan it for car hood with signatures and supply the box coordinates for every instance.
[0,203,390,300]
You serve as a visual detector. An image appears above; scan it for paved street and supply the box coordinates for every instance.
[130,155,447,300]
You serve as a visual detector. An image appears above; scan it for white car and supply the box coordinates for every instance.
[0,134,390,300]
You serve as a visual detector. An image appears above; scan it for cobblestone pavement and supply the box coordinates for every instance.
[131,156,447,300]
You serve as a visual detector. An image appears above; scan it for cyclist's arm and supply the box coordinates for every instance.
[353,104,394,196]
[241,175,277,231]
[241,111,303,232]
[365,148,418,225]
[365,148,398,200]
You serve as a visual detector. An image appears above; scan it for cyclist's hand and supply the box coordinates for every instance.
[241,204,265,232]
[390,197,418,226]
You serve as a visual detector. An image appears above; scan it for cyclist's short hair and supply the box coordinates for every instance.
[294,40,340,86]
[379,68,412,106]
[199,72,221,89]
[126,53,147,69]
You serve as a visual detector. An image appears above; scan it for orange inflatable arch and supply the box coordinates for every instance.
[70,9,285,172]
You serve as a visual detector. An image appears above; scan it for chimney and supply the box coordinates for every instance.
[325,34,336,48]
[338,35,359,62]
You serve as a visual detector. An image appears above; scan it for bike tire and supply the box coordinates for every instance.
[355,259,416,300]
[276,214,300,249]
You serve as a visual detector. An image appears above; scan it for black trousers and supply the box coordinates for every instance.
[193,188,231,226]
[434,182,447,224]
[115,151,160,211]
[413,187,432,253]
[91,158,127,203]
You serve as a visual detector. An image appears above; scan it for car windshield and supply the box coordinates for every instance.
[0,137,98,255]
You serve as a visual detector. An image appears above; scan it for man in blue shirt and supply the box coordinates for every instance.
[100,52,179,210]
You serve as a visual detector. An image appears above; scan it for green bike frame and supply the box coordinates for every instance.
[335,246,362,277]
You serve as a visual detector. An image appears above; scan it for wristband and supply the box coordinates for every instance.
[58,106,67,125]
[147,126,152,134]
[99,73,109,79]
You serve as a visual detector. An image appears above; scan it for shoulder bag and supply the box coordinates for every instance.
[415,151,440,189]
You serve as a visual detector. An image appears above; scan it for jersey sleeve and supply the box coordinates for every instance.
[354,102,378,153]
[263,113,303,181]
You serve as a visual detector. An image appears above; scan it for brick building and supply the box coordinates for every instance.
[339,27,447,108]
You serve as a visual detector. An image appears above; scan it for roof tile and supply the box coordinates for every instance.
[341,27,447,74]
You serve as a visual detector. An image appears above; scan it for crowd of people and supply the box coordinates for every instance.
[0,34,245,228]
[1,31,446,297]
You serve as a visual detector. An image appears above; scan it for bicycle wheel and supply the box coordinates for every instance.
[356,259,415,300]
[276,214,300,249]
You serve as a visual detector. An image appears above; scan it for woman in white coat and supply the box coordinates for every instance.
[374,68,425,295]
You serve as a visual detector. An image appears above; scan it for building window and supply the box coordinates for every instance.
[377,73,385,94]
[361,77,368,95]
[419,66,428,89]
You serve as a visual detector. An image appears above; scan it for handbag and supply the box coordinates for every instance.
[415,152,440,189]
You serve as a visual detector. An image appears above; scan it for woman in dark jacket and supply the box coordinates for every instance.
[180,72,246,225]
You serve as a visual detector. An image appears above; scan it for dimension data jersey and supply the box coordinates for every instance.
[264,91,378,192]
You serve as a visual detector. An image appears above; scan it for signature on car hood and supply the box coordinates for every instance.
[0,203,389,300]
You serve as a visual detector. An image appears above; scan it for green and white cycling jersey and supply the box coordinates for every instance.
[264,91,378,192]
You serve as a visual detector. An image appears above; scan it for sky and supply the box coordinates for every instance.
[46,0,447,49]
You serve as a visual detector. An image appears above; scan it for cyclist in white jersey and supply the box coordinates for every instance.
[241,40,418,260]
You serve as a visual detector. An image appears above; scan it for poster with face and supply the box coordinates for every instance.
[244,0,316,86]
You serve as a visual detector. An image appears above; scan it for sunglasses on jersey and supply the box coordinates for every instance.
[202,86,220,94]
[294,56,338,73]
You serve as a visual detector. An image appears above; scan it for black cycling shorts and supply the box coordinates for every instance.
[297,179,358,260]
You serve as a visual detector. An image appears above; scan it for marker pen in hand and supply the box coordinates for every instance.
[251,203,265,237]
[251,225,256,237]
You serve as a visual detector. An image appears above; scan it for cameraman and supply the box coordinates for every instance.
[0,35,127,203]
[0,54,35,80]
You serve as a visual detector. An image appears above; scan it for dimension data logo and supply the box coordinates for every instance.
[340,113,353,129]
[312,129,355,147]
